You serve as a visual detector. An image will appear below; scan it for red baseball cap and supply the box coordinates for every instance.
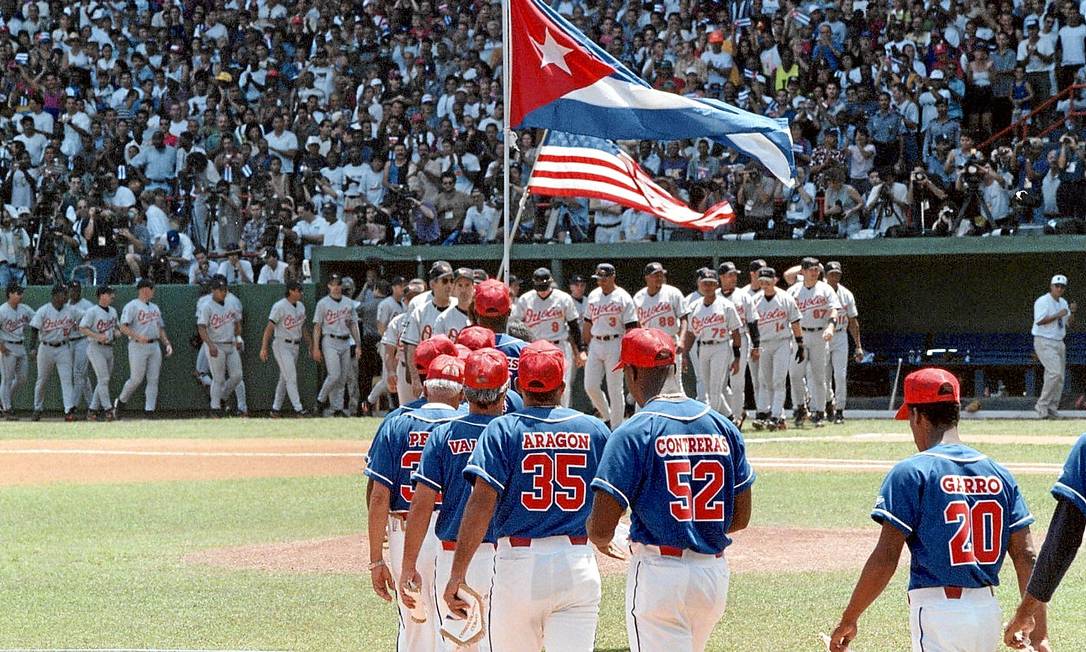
[426,354,465,384]
[457,325,496,350]
[518,340,565,393]
[613,328,676,371]
[415,335,458,375]
[455,343,472,359]
[464,348,509,390]
[894,368,960,419]
[474,279,511,317]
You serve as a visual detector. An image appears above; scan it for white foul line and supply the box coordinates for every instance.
[0,449,367,459]
[749,456,1064,475]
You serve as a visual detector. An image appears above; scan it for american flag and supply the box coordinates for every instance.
[527,132,735,232]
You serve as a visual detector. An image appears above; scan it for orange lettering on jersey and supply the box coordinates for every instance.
[655,434,731,457]
[521,431,591,450]
[940,475,1004,495]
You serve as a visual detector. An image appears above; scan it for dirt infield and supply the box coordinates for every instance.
[0,438,369,486]
[186,526,885,577]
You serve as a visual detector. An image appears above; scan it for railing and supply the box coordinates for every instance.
[977,83,1086,151]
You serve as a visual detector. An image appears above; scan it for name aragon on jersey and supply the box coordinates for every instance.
[940,475,1003,495]
[655,434,731,457]
[522,431,592,450]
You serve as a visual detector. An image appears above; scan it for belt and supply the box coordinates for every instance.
[802,327,824,332]
[212,341,235,346]
[325,334,350,340]
[596,222,622,229]
[42,341,64,348]
[440,540,496,551]
[2,339,23,345]
[95,340,113,346]
[136,339,158,343]
[594,334,620,341]
[69,336,85,342]
[657,545,724,559]
[700,340,728,346]
[508,536,588,547]
[279,338,302,345]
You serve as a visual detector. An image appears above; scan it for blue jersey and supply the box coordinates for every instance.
[414,413,500,543]
[464,406,610,539]
[495,333,526,388]
[592,397,754,555]
[364,397,431,466]
[872,443,1033,590]
[364,404,462,512]
[1053,434,1086,515]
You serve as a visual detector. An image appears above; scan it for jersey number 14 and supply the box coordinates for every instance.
[944,500,1004,566]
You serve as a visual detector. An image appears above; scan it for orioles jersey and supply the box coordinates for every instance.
[633,284,689,338]
[513,289,580,343]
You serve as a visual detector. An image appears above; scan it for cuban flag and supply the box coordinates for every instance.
[509,0,796,185]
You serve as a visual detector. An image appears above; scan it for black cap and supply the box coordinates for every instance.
[321,202,337,212]
[428,260,453,280]
[569,274,586,284]
[508,274,520,285]
[6,282,23,296]
[717,261,738,275]
[69,279,82,289]
[697,267,720,282]
[96,285,114,296]
[825,261,843,274]
[800,256,820,270]
[328,273,343,286]
[643,262,666,276]
[210,277,228,290]
[285,280,303,292]
[473,269,489,283]
[263,248,278,259]
[592,263,616,279]
[390,275,406,286]
[758,267,778,279]
[532,267,553,286]
[749,259,767,272]
[453,266,474,280]
[51,283,67,295]
[224,242,241,254]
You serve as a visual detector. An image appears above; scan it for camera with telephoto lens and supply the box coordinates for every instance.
[912,171,927,183]
[1061,134,1077,146]
[386,184,418,201]
[960,156,985,188]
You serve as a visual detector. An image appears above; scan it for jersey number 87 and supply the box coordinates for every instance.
[944,499,1003,566]
[666,459,727,522]
[521,453,587,511]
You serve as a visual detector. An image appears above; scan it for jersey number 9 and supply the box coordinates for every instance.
[944,500,1004,566]
[666,459,727,522]
[521,453,587,512]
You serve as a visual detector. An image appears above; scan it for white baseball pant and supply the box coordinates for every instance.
[86,342,114,411]
[725,340,750,419]
[318,338,352,411]
[827,330,849,412]
[585,337,625,429]
[626,544,730,652]
[367,345,389,405]
[387,512,440,652]
[550,339,575,408]
[488,536,601,652]
[757,338,793,418]
[272,339,303,412]
[907,587,1000,652]
[34,342,75,412]
[435,542,495,652]
[790,330,830,412]
[344,347,360,414]
[696,341,734,417]
[208,342,243,410]
[120,341,163,411]
[688,343,703,400]
[0,343,28,411]
[70,337,92,408]
[1035,336,1065,417]
[397,358,416,406]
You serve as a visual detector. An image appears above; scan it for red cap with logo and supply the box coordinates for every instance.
[464,348,510,390]
[474,279,512,317]
[612,328,676,371]
[457,325,497,350]
[894,367,960,419]
[415,335,458,375]
[426,354,465,384]
[455,343,472,359]
[518,340,566,393]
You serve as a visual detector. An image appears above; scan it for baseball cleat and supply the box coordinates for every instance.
[774,417,787,431]
[315,398,330,415]
[825,403,837,422]
[64,410,77,422]
[833,412,845,425]
[294,409,310,418]
[811,411,825,428]
[87,410,98,422]
[751,418,765,431]
[31,411,42,422]
[269,410,282,419]
[112,398,125,420]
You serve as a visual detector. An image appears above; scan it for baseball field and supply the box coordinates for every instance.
[3,417,1086,652]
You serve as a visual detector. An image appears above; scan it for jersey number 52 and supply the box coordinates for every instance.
[944,500,1004,566]
[521,453,587,512]
[666,459,727,522]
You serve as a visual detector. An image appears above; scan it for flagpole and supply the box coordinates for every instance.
[497,128,546,280]
[501,0,512,284]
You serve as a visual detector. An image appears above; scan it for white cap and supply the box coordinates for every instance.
[306,135,321,147]
[1052,274,1069,286]
[930,69,945,80]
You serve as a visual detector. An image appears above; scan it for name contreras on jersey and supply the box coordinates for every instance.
[522,432,592,450]
[655,434,732,456]
[522,305,566,326]
[448,439,476,455]
[940,475,1004,495]
[407,431,432,447]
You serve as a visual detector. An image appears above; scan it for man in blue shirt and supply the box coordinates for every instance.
[829,368,1041,652]
[588,328,753,652]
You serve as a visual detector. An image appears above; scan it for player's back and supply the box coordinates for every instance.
[365,404,462,512]
[494,333,525,386]
[416,413,500,542]
[874,443,1033,590]
[467,406,610,539]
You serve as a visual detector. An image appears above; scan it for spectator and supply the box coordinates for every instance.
[216,245,253,284]
[257,249,286,285]
[433,172,471,240]
[864,168,910,234]
[462,188,498,244]
[0,209,30,287]
[152,230,196,282]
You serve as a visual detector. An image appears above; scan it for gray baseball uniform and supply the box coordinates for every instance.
[67,297,95,408]
[788,281,841,414]
[198,295,244,410]
[828,283,859,413]
[197,293,248,412]
[720,287,758,419]
[739,284,762,409]
[513,288,580,406]
[315,295,357,411]
[688,296,742,417]
[80,304,118,411]
[384,311,414,406]
[118,298,166,411]
[754,290,802,419]
[584,285,637,429]
[268,297,307,412]
[0,302,33,411]
[31,302,77,412]
[433,305,473,341]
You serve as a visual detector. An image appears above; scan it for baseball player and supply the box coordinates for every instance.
[718,262,760,427]
[751,268,803,431]
[824,262,864,425]
[0,283,33,420]
[829,368,1039,652]
[30,283,78,421]
[433,268,476,340]
[787,257,840,427]
[369,276,408,411]
[260,280,311,417]
[403,261,458,398]
[197,277,246,417]
[443,341,611,652]
[313,274,361,417]
[588,328,754,652]
[66,280,95,414]
[511,267,584,407]
[740,260,767,407]
[79,285,120,421]
[385,279,426,408]
[399,348,510,652]
[366,353,465,651]
[471,280,527,390]
[456,325,526,415]
[584,263,638,429]
[634,262,689,388]
[683,269,742,418]
[115,279,174,417]
[568,274,588,320]
[195,279,250,416]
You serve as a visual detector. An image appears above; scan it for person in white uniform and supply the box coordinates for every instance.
[824,262,864,425]
[633,262,690,390]
[1033,274,1075,419]
[30,283,78,421]
[583,263,638,429]
[79,285,121,421]
[115,279,174,417]
[66,280,96,414]
[260,280,311,417]
[0,283,32,419]
[512,267,585,407]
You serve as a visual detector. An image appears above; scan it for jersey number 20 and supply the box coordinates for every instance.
[944,500,1004,566]
[666,459,727,521]
[521,453,587,512]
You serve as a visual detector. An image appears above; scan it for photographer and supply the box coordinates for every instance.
[433,172,471,241]
[953,162,1011,235]
[863,167,911,234]
[121,207,154,283]
[215,243,253,284]
[461,187,498,244]
[0,209,31,287]
[736,163,782,232]
[908,167,948,231]
[188,249,214,285]
[1056,131,1086,219]
[784,167,818,232]
[821,168,865,237]
[40,215,86,284]
[80,207,119,285]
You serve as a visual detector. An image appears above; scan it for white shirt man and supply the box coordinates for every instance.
[146,203,170,241]
[265,128,299,173]
[620,208,657,241]
[1032,274,1075,418]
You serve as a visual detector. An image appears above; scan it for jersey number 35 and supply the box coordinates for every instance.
[521,453,587,512]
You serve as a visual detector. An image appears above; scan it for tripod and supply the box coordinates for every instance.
[955,182,995,236]
[870,191,900,233]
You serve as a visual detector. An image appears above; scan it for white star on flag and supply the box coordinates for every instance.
[529,28,573,74]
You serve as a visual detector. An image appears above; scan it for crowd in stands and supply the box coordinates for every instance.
[1,0,1086,286]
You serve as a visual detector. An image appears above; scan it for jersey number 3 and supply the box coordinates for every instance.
[666,459,727,522]
[521,453,587,512]
[944,500,1004,566]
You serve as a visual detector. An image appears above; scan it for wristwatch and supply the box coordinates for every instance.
[368,559,386,571]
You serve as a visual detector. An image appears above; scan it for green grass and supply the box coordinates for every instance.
[0,416,383,441]
[4,420,1086,650]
